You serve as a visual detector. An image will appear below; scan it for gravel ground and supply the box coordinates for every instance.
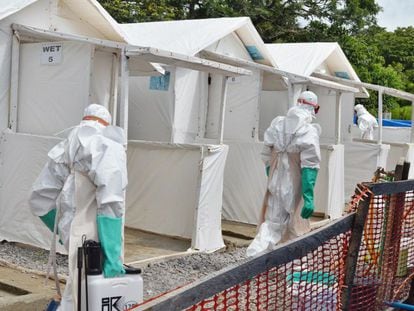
[0,241,248,300]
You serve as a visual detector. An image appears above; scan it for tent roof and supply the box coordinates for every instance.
[266,42,369,98]
[120,17,276,67]
[0,0,127,42]
[0,0,37,20]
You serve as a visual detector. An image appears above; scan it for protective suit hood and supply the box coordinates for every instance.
[354,104,368,117]
[285,105,314,135]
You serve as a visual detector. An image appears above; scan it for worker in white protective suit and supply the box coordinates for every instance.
[354,104,378,140]
[246,91,321,257]
[29,104,127,311]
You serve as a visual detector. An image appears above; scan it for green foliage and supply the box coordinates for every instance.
[391,106,412,120]
[343,26,414,113]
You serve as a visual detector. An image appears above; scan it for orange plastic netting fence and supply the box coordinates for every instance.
[348,190,414,310]
[140,182,414,311]
[186,232,351,311]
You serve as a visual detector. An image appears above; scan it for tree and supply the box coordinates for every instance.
[98,0,181,23]
[99,0,381,43]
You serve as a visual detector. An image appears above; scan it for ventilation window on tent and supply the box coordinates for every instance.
[334,71,350,79]
[245,45,264,61]
[149,71,170,91]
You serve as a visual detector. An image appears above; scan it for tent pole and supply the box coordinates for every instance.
[218,76,229,144]
[335,91,342,144]
[378,89,383,144]
[411,101,414,143]
[9,33,20,132]
[119,49,129,137]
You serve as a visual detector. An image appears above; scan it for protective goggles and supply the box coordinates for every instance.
[297,98,320,114]
[82,115,110,126]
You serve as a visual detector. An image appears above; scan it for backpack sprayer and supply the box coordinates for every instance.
[78,239,143,311]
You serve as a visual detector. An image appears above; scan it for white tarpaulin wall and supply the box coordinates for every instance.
[222,142,266,223]
[0,132,227,252]
[173,68,208,143]
[128,67,209,143]
[223,69,262,141]
[0,132,66,253]
[351,125,412,143]
[222,142,344,224]
[125,141,227,251]
[344,142,390,199]
[314,144,344,219]
[128,67,176,142]
[351,125,414,180]
[384,142,414,178]
[17,41,93,135]
[259,90,289,140]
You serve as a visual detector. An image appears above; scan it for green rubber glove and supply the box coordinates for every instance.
[39,209,63,245]
[97,215,125,278]
[301,167,318,219]
[265,165,270,177]
[287,271,337,286]
[39,209,57,232]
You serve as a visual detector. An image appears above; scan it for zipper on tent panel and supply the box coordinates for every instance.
[253,70,264,142]
[9,33,20,132]
[197,72,208,140]
[88,45,95,106]
[110,52,119,125]
[170,66,176,144]
[191,145,206,251]
[218,76,229,144]
[119,49,129,138]
[335,91,343,144]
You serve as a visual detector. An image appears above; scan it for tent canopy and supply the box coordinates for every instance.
[120,17,275,66]
[121,17,286,90]
[266,42,369,98]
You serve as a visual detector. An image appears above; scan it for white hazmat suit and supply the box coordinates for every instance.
[354,104,378,140]
[247,91,321,257]
[29,104,128,311]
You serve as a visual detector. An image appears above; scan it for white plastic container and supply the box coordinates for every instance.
[82,273,143,310]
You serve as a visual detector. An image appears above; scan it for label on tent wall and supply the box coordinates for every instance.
[41,43,63,65]
[149,71,170,91]
[245,45,264,61]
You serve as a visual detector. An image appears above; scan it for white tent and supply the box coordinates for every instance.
[120,17,285,144]
[222,42,361,224]
[263,43,390,206]
[0,1,249,253]
[264,42,368,142]
[317,72,414,187]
